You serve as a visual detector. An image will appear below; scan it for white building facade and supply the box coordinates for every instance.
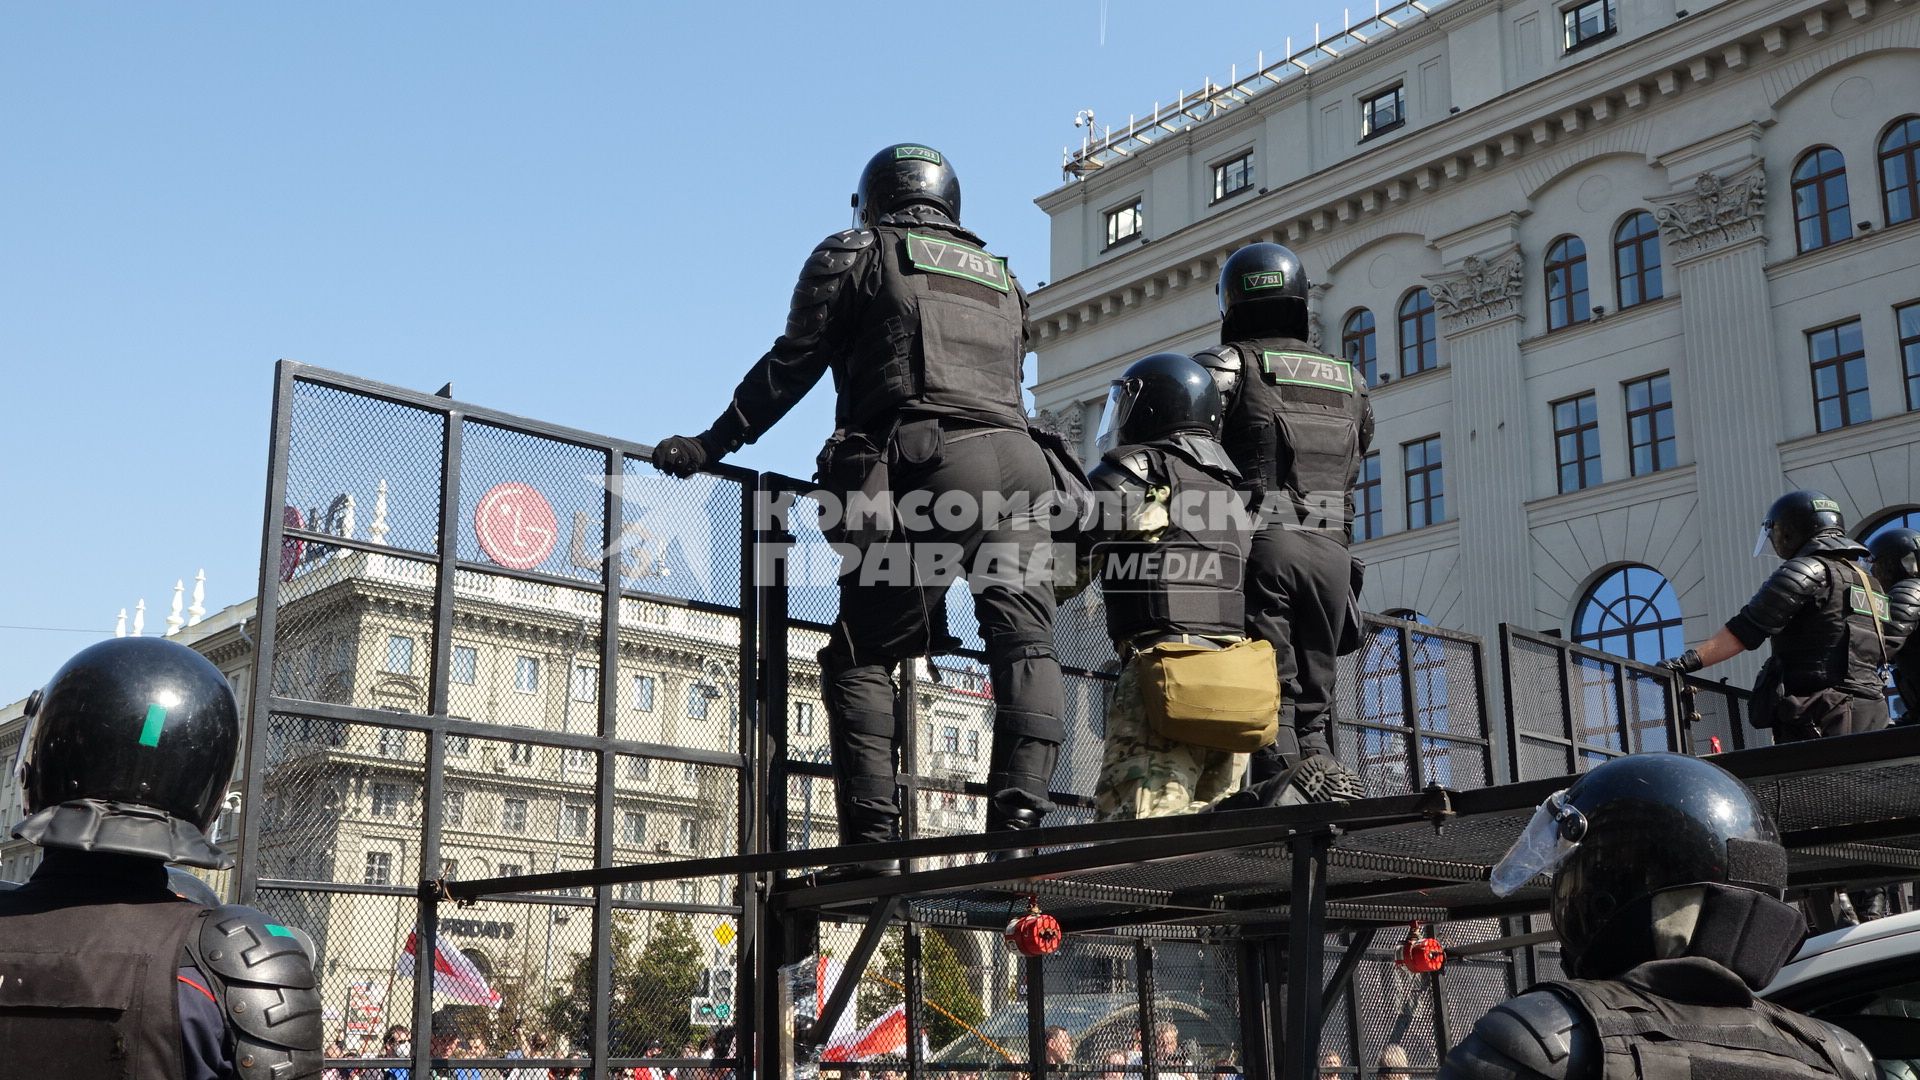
[1029,0,1920,694]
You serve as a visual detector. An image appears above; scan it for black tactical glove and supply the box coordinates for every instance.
[1658,648,1703,675]
[652,433,716,478]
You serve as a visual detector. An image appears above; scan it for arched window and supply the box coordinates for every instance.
[1792,147,1853,253]
[1342,308,1379,386]
[1881,116,1920,227]
[1860,508,1920,546]
[1397,288,1438,376]
[1545,235,1591,331]
[1573,565,1683,663]
[1613,212,1662,309]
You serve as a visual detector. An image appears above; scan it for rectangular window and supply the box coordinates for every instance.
[449,645,477,685]
[499,862,522,879]
[570,665,598,703]
[1624,373,1677,476]
[1404,436,1446,529]
[1563,0,1618,50]
[1211,151,1254,203]
[1553,393,1602,493]
[508,741,534,765]
[941,726,961,754]
[632,674,656,712]
[563,803,590,839]
[966,730,981,759]
[1354,452,1384,542]
[624,756,652,781]
[1899,302,1920,411]
[564,748,594,775]
[445,790,465,827]
[376,729,409,758]
[370,782,403,818]
[622,811,648,845]
[619,882,646,902]
[1362,85,1406,139]
[687,684,712,721]
[1808,319,1871,432]
[503,798,528,833]
[513,656,540,694]
[384,635,414,675]
[679,818,697,850]
[1104,200,1143,248]
[363,851,392,886]
[447,732,470,758]
[794,701,815,737]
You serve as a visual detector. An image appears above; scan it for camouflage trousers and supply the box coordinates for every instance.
[1095,658,1248,821]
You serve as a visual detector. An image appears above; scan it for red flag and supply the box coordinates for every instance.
[398,931,502,1009]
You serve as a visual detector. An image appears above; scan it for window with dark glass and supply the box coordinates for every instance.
[570,664,597,703]
[1553,393,1602,493]
[363,851,392,886]
[1573,565,1683,662]
[1624,373,1676,476]
[1884,117,1920,228]
[1343,308,1379,386]
[1104,200,1143,248]
[1563,0,1618,49]
[1212,151,1254,202]
[508,741,533,765]
[1363,85,1405,139]
[1545,236,1591,331]
[622,811,647,845]
[370,782,403,818]
[376,728,408,758]
[513,655,539,694]
[941,726,961,753]
[445,790,465,827]
[1398,288,1439,375]
[503,798,528,833]
[1808,319,1870,432]
[687,683,711,720]
[563,803,589,839]
[384,635,414,675]
[1404,436,1445,528]
[1900,302,1920,412]
[1613,211,1662,309]
[449,644,477,685]
[794,701,815,737]
[632,674,656,712]
[1793,147,1853,253]
[1354,452,1383,541]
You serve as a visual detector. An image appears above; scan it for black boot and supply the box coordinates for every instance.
[985,739,1060,861]
[1211,753,1366,812]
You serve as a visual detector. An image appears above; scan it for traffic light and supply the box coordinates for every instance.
[709,963,735,1004]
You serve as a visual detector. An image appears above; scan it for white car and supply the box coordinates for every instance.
[1763,910,1920,1080]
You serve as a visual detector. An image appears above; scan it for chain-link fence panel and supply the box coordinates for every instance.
[1505,627,1680,782]
[253,887,420,1060]
[1350,934,1440,1080]
[1686,677,1770,753]
[1337,619,1492,795]
[614,752,742,861]
[605,604,745,755]
[449,735,596,863]
[456,421,612,586]
[447,571,604,732]
[621,455,745,607]
[285,379,447,558]
[1153,941,1243,1078]
[272,543,440,711]
[257,713,426,884]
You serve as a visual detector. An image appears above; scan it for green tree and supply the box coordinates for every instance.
[850,929,986,1052]
[541,913,708,1057]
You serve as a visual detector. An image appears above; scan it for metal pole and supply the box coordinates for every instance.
[1136,940,1157,1080]
[1234,941,1271,1080]
[1025,952,1048,1080]
[905,923,926,1078]
[1281,832,1331,1080]
[238,360,299,904]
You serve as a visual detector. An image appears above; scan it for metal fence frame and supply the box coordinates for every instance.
[1499,626,1682,782]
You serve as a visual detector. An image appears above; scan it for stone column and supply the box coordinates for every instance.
[1425,240,1533,652]
[1649,145,1777,676]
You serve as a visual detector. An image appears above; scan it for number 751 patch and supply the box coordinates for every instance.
[906,232,1011,293]
[1261,351,1356,393]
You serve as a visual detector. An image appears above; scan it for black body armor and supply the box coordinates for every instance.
[1198,336,1372,531]
[185,905,326,1079]
[1087,438,1250,644]
[1730,535,1888,698]
[1443,960,1872,1080]
[1890,578,1920,715]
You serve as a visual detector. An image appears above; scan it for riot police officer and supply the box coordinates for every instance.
[1660,491,1901,739]
[1,637,322,1080]
[651,144,1064,868]
[1869,526,1920,721]
[1442,753,1873,1080]
[1072,353,1261,819]
[1194,242,1371,796]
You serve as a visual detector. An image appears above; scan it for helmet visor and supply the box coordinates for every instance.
[1095,380,1137,456]
[1754,524,1774,558]
[1490,789,1588,896]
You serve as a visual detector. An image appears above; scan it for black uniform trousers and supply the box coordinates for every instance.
[1244,522,1351,783]
[820,424,1065,843]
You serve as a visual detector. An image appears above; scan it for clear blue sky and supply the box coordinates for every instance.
[0,2,1354,698]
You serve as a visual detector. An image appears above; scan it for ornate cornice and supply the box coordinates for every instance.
[1422,246,1525,335]
[1033,405,1086,447]
[1648,159,1767,261]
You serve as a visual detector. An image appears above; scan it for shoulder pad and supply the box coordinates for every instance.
[818,228,876,252]
[1442,989,1594,1080]
[1087,454,1152,493]
[799,230,875,280]
[1100,448,1159,485]
[1814,1019,1877,1080]
[1778,556,1832,592]
[1192,344,1244,373]
[197,906,324,1080]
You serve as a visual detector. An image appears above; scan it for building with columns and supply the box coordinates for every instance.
[1029,0,1920,700]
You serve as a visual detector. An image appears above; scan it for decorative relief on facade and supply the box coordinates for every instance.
[1649,160,1767,260]
[1307,282,1330,351]
[1034,405,1085,446]
[1423,245,1525,334]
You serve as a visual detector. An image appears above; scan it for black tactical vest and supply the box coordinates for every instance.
[836,221,1028,432]
[1775,555,1889,698]
[1546,965,1860,1080]
[0,882,205,1079]
[1220,337,1369,531]
[1094,444,1250,643]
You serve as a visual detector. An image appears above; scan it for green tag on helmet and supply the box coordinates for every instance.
[895,146,942,165]
[1241,270,1288,292]
[1813,498,1840,514]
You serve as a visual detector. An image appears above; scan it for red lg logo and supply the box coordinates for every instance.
[474,483,557,571]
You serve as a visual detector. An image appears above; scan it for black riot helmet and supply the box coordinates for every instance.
[852,144,961,227]
[1869,527,1920,588]
[1096,352,1223,454]
[1493,754,1788,980]
[1758,489,1847,558]
[11,637,240,869]
[1218,242,1311,341]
